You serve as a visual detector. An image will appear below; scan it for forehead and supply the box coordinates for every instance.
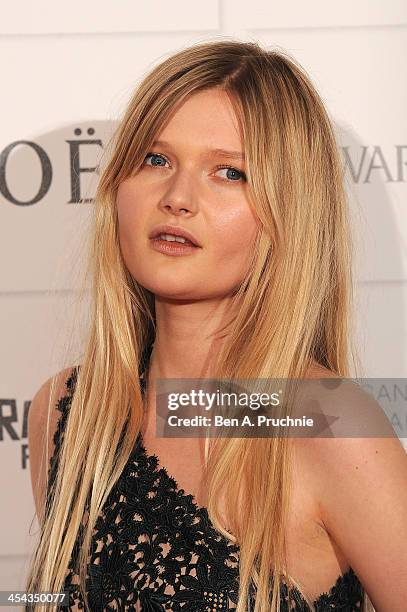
[155,88,244,153]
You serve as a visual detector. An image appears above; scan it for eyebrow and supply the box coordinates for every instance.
[151,140,245,161]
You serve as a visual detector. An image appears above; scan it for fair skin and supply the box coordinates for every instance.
[29,88,407,610]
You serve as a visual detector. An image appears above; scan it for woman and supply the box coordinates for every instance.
[27,39,407,611]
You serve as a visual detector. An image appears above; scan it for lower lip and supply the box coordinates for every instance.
[149,238,200,256]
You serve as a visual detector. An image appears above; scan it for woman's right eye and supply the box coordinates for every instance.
[143,153,170,168]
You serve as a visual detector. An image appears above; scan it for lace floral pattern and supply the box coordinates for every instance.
[46,366,365,611]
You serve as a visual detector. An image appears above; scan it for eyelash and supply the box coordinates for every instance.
[143,152,247,183]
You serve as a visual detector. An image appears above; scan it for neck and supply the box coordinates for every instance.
[146,294,239,384]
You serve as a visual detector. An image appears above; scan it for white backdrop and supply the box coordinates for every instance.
[1,0,406,597]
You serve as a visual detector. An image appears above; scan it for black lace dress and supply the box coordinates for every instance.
[46,366,365,611]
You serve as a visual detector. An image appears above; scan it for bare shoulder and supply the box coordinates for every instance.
[294,364,407,608]
[309,436,407,609]
[296,360,404,477]
[28,366,76,524]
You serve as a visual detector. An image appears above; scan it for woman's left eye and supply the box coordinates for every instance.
[215,165,246,182]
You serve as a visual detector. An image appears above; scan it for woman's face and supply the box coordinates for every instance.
[116,88,260,300]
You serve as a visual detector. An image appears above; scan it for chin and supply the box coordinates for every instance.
[138,279,200,299]
[154,291,204,302]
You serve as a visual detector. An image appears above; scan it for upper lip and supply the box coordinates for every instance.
[149,224,202,247]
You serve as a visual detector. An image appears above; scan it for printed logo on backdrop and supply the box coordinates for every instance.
[0,139,406,207]
[0,122,116,206]
[0,397,30,469]
[342,146,407,183]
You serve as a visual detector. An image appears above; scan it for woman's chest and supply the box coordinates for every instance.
[138,428,352,604]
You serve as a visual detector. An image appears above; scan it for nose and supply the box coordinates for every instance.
[158,169,199,216]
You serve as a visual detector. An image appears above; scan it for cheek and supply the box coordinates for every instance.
[117,186,138,231]
[212,208,259,264]
[116,183,147,249]
[117,208,136,265]
[116,204,147,282]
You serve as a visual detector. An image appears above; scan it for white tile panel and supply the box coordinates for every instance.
[354,281,407,378]
[225,0,407,29]
[0,1,219,35]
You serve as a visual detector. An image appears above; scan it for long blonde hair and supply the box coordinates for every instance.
[27,38,370,611]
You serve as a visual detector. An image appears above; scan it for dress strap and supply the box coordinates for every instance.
[45,366,80,515]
